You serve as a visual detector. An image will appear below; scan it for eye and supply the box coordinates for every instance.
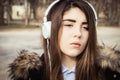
[82,25,89,31]
[64,24,73,27]
[81,22,88,31]
[63,23,73,27]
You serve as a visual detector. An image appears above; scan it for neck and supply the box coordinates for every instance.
[62,55,76,70]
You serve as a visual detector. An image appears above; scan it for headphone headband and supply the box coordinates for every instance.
[84,0,97,25]
[44,0,60,22]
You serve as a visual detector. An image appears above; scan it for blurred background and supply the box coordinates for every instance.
[0,0,120,80]
[0,0,120,26]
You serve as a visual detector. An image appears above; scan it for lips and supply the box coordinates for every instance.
[71,42,81,48]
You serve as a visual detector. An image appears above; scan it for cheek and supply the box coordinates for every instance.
[58,28,69,51]
[83,32,89,41]
[59,32,67,48]
[58,27,70,42]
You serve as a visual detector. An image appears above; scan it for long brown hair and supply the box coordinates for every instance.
[43,0,98,80]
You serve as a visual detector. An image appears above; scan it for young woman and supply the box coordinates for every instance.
[9,0,120,80]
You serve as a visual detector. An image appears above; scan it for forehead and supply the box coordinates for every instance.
[63,7,87,21]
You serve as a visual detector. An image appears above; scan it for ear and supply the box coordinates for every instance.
[42,21,51,39]
[42,0,60,39]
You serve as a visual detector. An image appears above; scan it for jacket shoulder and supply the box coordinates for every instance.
[8,50,44,80]
[96,45,120,80]
[97,45,120,72]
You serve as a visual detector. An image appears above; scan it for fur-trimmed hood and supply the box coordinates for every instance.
[8,50,42,80]
[97,45,120,73]
[8,45,120,80]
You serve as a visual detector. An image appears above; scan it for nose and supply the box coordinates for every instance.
[73,27,82,38]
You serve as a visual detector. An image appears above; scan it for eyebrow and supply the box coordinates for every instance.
[82,22,88,25]
[63,19,76,22]
[62,19,88,25]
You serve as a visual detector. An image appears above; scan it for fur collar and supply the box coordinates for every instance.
[8,45,120,80]
[97,45,120,73]
[8,50,42,80]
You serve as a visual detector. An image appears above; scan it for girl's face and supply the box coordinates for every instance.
[58,7,89,59]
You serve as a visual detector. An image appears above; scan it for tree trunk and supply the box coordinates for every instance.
[0,0,4,24]
[118,5,120,26]
[24,0,30,25]
[109,0,120,26]
[6,4,12,25]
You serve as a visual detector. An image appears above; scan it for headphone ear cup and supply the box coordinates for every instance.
[42,21,51,39]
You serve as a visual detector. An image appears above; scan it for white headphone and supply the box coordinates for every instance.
[42,0,60,39]
[42,0,97,39]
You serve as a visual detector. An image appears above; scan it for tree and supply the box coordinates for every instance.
[105,0,120,26]
[0,0,4,24]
